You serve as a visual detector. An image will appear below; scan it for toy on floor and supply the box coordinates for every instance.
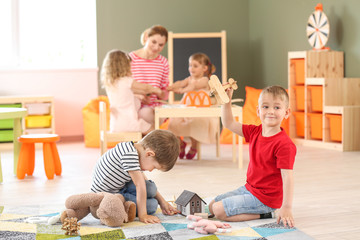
[175,190,207,216]
[187,215,231,234]
[62,217,81,235]
[208,75,238,104]
[25,213,62,225]
[60,192,136,227]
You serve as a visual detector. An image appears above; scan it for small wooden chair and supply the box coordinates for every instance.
[17,134,61,180]
[99,101,142,155]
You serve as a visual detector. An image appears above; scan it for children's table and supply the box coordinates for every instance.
[0,107,28,175]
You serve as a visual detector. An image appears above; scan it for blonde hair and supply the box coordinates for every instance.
[140,25,168,46]
[140,129,179,171]
[189,52,216,78]
[259,85,289,108]
[100,49,132,88]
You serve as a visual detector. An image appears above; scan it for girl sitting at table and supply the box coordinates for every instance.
[101,49,162,135]
[167,52,218,160]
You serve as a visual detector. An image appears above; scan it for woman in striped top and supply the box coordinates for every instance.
[130,25,169,125]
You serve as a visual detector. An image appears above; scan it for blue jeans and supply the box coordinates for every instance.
[119,180,158,215]
[214,186,276,217]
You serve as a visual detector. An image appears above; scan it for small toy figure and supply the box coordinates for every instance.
[62,217,81,236]
[187,215,231,234]
[208,75,238,104]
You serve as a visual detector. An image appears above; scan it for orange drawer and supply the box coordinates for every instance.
[308,86,323,112]
[293,111,305,137]
[308,113,322,140]
[325,114,342,142]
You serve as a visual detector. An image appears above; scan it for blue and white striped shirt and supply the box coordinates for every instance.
[91,141,141,193]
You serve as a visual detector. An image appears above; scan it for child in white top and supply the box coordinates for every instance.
[167,52,217,159]
[101,49,162,134]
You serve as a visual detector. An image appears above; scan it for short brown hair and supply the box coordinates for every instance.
[140,25,168,46]
[139,129,179,171]
[190,52,216,78]
[259,85,289,108]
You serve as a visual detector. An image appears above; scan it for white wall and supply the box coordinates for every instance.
[0,69,98,137]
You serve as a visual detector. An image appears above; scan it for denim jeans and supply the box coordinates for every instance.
[214,186,276,217]
[119,180,158,215]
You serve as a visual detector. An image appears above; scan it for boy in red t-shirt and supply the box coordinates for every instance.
[209,85,296,228]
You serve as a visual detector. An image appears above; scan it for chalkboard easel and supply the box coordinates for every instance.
[167,31,227,103]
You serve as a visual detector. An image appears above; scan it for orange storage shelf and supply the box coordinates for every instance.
[308,85,323,112]
[293,111,305,137]
[325,114,342,142]
[308,113,323,140]
[292,85,305,111]
[291,59,305,84]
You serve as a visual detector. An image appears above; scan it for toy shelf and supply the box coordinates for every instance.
[0,96,55,143]
[288,51,360,151]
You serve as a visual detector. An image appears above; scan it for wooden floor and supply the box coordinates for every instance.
[0,140,359,239]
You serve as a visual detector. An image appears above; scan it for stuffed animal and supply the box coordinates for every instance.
[187,215,232,234]
[60,192,136,227]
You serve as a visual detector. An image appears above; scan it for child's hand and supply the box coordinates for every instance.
[159,201,180,215]
[276,207,295,228]
[139,214,161,224]
[141,95,152,105]
[153,87,162,98]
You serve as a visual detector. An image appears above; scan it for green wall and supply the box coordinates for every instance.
[97,0,360,102]
[96,0,250,99]
[249,0,360,89]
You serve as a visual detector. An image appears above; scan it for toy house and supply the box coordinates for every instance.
[175,190,207,216]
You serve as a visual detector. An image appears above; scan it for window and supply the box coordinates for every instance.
[0,0,97,69]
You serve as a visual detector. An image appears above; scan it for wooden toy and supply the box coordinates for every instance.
[194,212,209,219]
[208,75,238,104]
[62,217,81,236]
[175,190,207,216]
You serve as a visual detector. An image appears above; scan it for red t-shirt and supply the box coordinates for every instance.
[242,124,296,208]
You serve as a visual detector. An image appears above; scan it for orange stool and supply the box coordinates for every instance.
[17,134,62,180]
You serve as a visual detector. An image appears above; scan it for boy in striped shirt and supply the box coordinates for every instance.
[91,129,179,224]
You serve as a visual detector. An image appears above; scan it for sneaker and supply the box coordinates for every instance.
[179,140,186,159]
[260,212,275,219]
[185,147,197,160]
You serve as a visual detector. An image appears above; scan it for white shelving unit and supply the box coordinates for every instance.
[0,96,55,142]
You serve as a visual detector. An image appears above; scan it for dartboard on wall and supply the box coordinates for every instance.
[306,3,330,50]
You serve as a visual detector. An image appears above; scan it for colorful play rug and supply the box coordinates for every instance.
[0,205,313,240]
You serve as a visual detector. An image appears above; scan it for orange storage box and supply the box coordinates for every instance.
[308,113,322,140]
[307,85,323,112]
[293,112,305,137]
[326,114,342,142]
[291,59,305,84]
[25,115,52,128]
[293,85,305,111]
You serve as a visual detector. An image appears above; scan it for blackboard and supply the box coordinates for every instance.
[167,31,227,103]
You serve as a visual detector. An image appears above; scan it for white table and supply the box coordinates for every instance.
[154,105,243,168]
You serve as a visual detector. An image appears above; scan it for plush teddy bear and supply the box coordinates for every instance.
[60,192,136,227]
[187,215,232,234]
